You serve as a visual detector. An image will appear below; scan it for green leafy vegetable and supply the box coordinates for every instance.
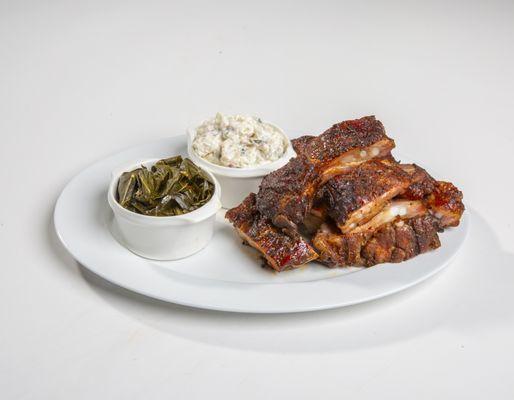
[116,156,214,216]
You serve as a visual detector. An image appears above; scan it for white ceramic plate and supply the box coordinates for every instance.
[54,136,468,313]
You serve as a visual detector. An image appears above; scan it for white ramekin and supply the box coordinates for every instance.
[187,123,296,209]
[107,158,222,261]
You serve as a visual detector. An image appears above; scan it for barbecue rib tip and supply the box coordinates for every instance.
[225,193,319,271]
[399,163,437,200]
[256,116,395,231]
[226,116,464,272]
[320,160,412,233]
[313,213,441,267]
[426,181,464,228]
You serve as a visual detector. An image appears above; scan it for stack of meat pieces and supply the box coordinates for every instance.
[226,116,464,272]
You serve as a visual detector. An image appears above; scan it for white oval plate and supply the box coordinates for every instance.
[54,136,468,313]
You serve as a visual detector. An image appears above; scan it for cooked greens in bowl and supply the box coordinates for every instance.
[116,156,214,216]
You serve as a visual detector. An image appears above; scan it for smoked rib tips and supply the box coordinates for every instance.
[398,163,437,200]
[302,116,395,171]
[303,115,396,182]
[313,214,441,267]
[320,160,412,233]
[225,193,318,272]
[256,156,319,232]
[396,165,464,227]
[226,115,465,271]
[256,116,395,231]
[426,181,464,228]
[291,135,316,155]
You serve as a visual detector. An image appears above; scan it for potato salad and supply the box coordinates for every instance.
[192,113,287,168]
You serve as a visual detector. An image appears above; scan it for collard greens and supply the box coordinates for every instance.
[116,156,214,216]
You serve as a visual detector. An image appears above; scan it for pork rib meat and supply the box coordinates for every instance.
[225,193,319,271]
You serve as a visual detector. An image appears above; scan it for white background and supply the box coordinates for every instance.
[2,0,514,399]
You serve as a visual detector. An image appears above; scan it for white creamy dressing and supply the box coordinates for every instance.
[192,113,287,168]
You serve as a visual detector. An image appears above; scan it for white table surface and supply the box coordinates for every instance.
[2,1,514,399]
